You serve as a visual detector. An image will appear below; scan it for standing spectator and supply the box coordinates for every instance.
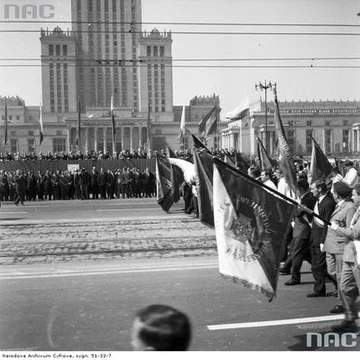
[142,168,153,198]
[90,167,99,199]
[329,184,360,332]
[99,168,107,199]
[36,170,45,201]
[107,169,116,199]
[80,168,89,200]
[13,170,26,206]
[323,182,356,313]
[308,180,337,297]
[74,169,81,200]
[44,170,53,200]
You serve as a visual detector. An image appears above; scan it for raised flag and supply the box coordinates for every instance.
[191,133,208,150]
[234,152,251,174]
[166,143,177,158]
[4,97,8,145]
[309,135,335,182]
[170,163,184,204]
[224,154,236,168]
[273,88,299,196]
[225,96,250,121]
[213,158,296,301]
[168,158,196,184]
[147,98,151,149]
[156,155,174,213]
[111,95,116,153]
[39,105,44,144]
[198,105,220,138]
[257,137,275,172]
[76,98,81,149]
[178,105,186,142]
[193,148,214,227]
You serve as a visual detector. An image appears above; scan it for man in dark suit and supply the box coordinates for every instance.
[285,179,316,286]
[308,180,337,297]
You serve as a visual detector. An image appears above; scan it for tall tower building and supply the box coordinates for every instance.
[71,0,142,110]
[40,27,77,115]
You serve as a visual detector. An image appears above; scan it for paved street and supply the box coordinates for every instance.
[0,199,359,351]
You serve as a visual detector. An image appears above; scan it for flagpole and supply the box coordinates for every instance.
[111,95,116,156]
[77,97,81,154]
[4,97,8,152]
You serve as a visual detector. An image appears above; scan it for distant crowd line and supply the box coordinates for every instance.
[0,166,156,204]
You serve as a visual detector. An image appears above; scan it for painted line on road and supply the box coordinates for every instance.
[207,312,360,331]
[1,211,27,214]
[23,205,50,208]
[0,263,218,280]
[97,207,159,212]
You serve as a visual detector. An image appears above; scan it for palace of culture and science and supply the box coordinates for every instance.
[1,0,360,158]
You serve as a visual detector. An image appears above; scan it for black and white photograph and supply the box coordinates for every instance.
[0,0,360,354]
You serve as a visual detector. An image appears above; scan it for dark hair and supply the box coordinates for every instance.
[250,167,261,179]
[135,304,191,351]
[297,179,309,192]
[262,169,272,178]
[313,180,327,193]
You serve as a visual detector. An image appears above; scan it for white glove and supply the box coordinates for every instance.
[320,243,325,252]
[291,221,295,228]
[330,222,339,231]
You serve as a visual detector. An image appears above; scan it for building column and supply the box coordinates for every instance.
[121,127,124,151]
[130,127,133,151]
[103,127,107,153]
[94,127,98,153]
[85,128,89,153]
[67,127,71,153]
[138,126,142,149]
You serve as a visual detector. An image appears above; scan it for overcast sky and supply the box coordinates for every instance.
[0,0,359,116]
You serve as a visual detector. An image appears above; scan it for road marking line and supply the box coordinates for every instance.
[0,264,218,280]
[97,207,158,212]
[1,211,27,214]
[207,313,360,330]
[24,205,50,208]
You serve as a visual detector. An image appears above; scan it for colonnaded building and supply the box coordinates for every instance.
[221,99,360,158]
[1,0,359,157]
[0,0,221,155]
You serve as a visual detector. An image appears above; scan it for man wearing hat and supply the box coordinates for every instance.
[323,181,356,313]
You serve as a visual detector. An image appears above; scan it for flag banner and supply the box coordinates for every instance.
[111,95,116,138]
[224,154,236,168]
[225,96,250,121]
[257,137,275,172]
[156,156,174,213]
[4,98,8,144]
[273,89,299,196]
[191,134,208,150]
[147,99,151,147]
[39,105,44,144]
[193,148,214,228]
[170,163,184,203]
[235,152,251,174]
[166,143,177,158]
[168,158,196,184]
[334,158,345,177]
[309,136,335,182]
[76,99,81,147]
[213,158,296,301]
[178,105,186,141]
[198,105,220,137]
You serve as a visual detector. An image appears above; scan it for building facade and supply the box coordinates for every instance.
[220,99,360,157]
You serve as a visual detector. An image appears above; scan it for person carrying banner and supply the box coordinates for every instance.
[323,182,356,313]
[285,179,316,286]
[308,180,337,297]
[328,183,360,332]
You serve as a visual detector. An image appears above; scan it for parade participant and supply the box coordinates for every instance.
[323,182,356,313]
[308,180,337,297]
[13,170,26,206]
[285,179,316,285]
[328,184,360,332]
[131,304,191,351]
[260,169,277,190]
[337,160,359,188]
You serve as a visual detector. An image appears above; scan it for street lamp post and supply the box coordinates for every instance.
[255,81,276,152]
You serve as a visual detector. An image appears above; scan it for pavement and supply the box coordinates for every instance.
[0,200,217,265]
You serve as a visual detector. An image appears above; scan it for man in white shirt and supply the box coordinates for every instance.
[342,160,359,188]
[260,170,277,191]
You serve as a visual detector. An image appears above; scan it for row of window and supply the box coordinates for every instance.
[49,44,67,56]
[147,46,165,57]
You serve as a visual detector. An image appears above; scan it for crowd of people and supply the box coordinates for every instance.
[0,167,156,204]
[244,159,359,333]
